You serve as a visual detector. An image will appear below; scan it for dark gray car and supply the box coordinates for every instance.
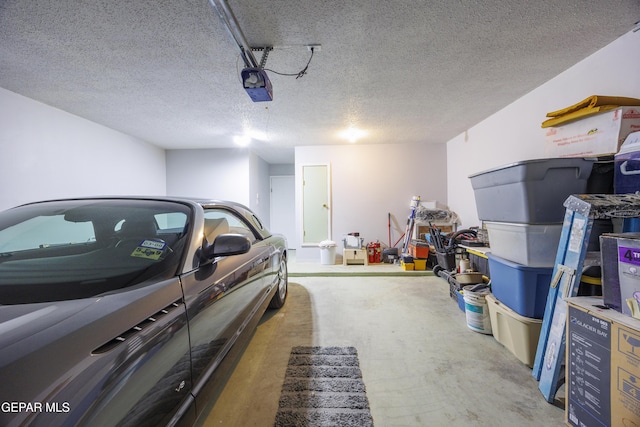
[0,197,288,426]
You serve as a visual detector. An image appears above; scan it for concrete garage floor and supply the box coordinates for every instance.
[196,259,565,426]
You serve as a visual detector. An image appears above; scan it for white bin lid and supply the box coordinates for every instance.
[617,130,640,155]
[319,240,337,248]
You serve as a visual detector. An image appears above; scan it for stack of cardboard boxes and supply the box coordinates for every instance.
[541,98,640,427]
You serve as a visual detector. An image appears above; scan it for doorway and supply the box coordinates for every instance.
[301,164,331,245]
[270,175,296,249]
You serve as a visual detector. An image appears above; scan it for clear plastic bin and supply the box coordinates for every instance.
[485,221,562,268]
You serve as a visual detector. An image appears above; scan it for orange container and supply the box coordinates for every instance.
[409,243,430,259]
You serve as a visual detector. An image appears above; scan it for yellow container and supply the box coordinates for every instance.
[485,293,542,367]
[413,259,427,270]
[401,261,415,271]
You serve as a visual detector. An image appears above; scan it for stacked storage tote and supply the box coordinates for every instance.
[469,158,594,367]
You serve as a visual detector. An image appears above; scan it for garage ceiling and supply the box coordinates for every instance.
[1,1,638,164]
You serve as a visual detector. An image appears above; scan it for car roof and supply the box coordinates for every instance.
[16,196,248,211]
[13,196,270,240]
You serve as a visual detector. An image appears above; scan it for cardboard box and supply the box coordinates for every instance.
[416,224,454,239]
[566,297,640,427]
[600,233,640,318]
[545,107,640,158]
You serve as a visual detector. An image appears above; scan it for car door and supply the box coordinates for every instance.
[180,208,273,413]
[0,203,196,427]
[70,209,196,427]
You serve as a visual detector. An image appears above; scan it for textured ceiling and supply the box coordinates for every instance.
[1,1,639,163]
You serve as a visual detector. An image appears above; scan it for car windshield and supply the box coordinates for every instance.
[0,199,192,304]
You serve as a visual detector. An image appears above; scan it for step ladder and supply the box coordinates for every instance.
[533,194,640,403]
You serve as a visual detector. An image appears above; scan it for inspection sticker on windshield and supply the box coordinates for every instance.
[131,240,166,260]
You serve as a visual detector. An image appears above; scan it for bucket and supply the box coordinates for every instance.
[319,240,337,265]
[463,285,492,335]
[577,266,602,296]
[459,258,471,273]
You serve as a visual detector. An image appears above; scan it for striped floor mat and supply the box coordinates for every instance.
[274,346,373,427]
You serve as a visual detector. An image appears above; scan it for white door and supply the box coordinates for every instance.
[302,165,330,245]
[270,175,296,249]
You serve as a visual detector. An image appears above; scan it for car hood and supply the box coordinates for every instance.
[0,299,96,359]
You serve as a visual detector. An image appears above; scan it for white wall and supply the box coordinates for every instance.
[0,88,276,222]
[0,88,166,211]
[446,29,640,228]
[295,142,447,260]
[249,152,271,223]
[270,164,295,176]
[165,148,251,205]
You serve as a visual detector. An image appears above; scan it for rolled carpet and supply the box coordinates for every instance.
[274,346,374,427]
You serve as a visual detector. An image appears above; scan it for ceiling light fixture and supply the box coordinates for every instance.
[233,135,251,147]
[339,127,367,143]
[247,129,268,141]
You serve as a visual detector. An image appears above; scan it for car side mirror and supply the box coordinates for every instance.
[201,233,251,263]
